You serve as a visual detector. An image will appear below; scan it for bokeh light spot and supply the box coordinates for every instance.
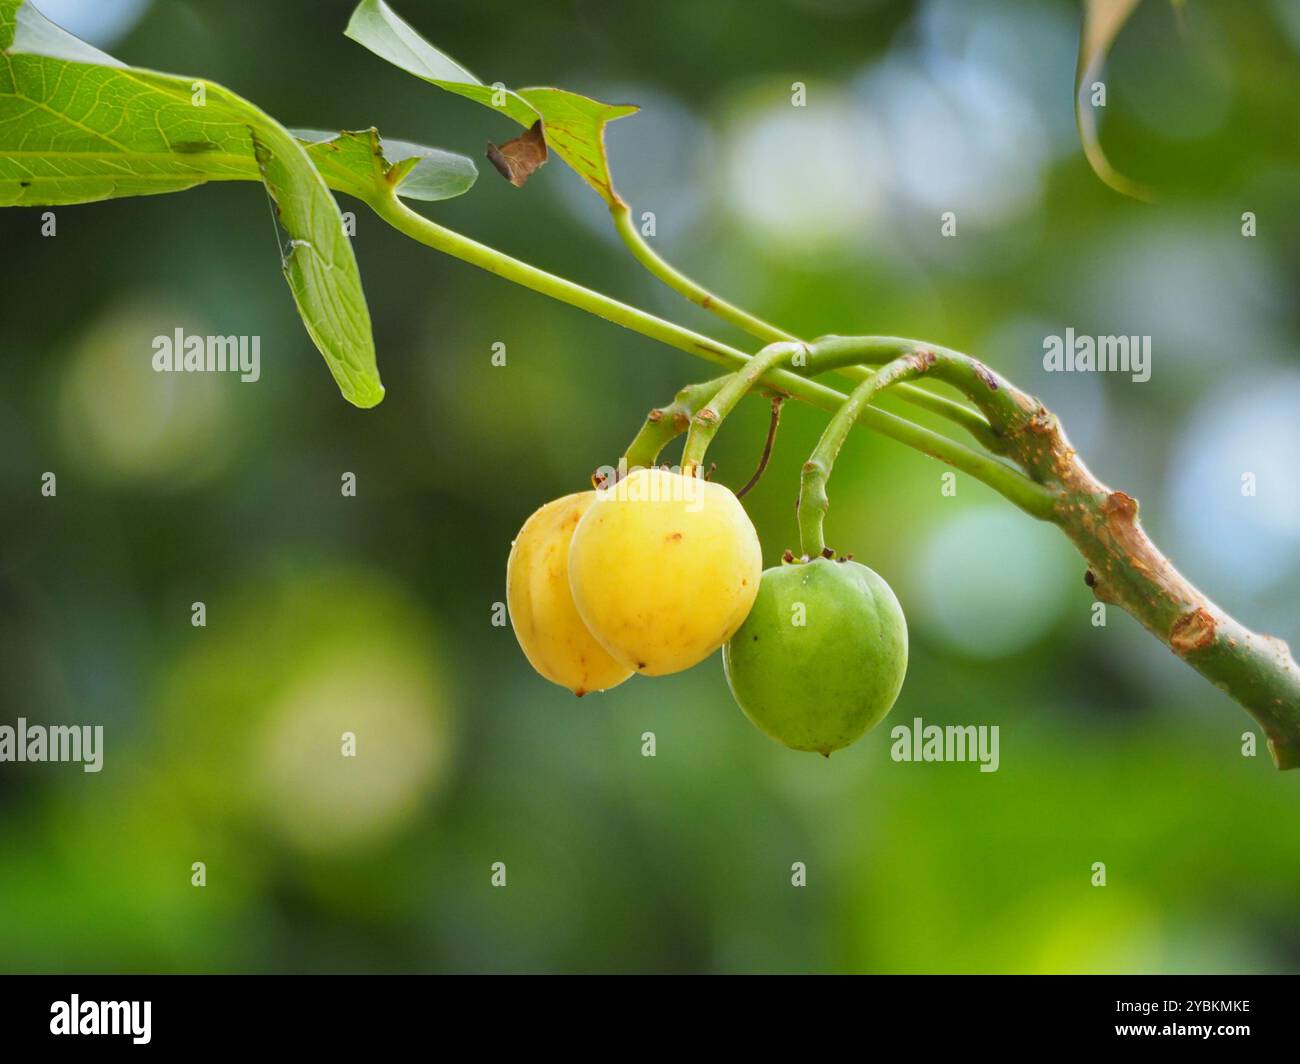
[914,506,1075,658]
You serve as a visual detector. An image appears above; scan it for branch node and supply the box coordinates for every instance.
[1103,491,1139,523]
[908,346,937,372]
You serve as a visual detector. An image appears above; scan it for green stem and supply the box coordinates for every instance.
[621,376,730,469]
[804,335,1034,446]
[611,203,786,343]
[798,354,932,558]
[623,346,980,489]
[841,365,1003,451]
[621,345,905,475]
[680,341,803,473]
[372,194,1052,517]
[610,202,997,448]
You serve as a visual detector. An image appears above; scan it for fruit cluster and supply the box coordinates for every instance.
[507,466,908,755]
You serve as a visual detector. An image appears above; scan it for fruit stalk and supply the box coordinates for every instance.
[798,351,937,557]
[680,341,804,474]
[621,376,731,471]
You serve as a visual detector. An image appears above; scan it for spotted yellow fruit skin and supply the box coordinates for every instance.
[568,468,763,676]
[507,493,634,695]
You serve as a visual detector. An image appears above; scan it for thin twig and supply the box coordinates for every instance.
[736,396,784,499]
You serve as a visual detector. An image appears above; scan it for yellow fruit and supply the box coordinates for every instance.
[568,467,762,676]
[507,493,634,695]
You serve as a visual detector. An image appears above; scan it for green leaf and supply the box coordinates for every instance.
[0,0,384,408]
[0,3,252,206]
[294,128,477,203]
[1074,0,1155,202]
[345,0,636,206]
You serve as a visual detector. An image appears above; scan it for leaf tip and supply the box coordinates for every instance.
[347,379,386,409]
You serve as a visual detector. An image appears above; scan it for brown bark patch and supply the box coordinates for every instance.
[908,347,937,372]
[1171,608,1216,654]
[972,360,1000,390]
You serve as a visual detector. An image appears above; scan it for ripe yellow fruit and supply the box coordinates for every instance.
[568,467,762,676]
[507,493,634,696]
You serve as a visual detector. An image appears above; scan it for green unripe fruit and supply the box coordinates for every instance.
[723,557,908,755]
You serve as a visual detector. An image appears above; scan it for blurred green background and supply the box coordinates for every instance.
[1,0,1298,973]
